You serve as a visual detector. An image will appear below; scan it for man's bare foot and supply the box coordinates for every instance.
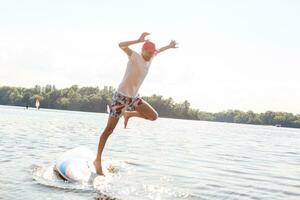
[123,112,130,128]
[93,160,104,176]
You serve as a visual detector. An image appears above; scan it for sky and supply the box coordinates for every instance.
[0,0,300,114]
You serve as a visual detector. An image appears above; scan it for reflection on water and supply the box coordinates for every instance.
[1,105,300,200]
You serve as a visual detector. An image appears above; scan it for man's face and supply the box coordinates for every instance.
[142,49,155,61]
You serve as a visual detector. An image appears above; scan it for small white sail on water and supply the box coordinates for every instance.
[35,99,40,110]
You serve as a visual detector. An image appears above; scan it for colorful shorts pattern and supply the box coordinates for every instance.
[109,92,143,118]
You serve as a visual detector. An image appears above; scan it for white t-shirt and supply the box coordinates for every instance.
[117,51,153,97]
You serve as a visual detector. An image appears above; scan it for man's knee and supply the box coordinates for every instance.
[149,112,158,121]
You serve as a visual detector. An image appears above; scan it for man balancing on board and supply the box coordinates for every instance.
[94,32,178,175]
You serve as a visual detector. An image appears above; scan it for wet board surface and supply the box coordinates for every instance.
[55,146,97,183]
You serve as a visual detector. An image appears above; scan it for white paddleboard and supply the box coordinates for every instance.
[55,146,97,183]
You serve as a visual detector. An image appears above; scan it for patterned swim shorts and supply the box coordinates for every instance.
[109,92,143,119]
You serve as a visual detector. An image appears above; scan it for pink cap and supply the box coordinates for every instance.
[142,41,157,53]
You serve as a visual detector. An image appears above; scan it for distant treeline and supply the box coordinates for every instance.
[1,85,300,128]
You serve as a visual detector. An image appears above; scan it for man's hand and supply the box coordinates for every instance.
[157,40,179,54]
[168,40,178,48]
[138,32,151,42]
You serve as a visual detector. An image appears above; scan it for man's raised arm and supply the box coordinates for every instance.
[157,40,178,54]
[119,32,150,56]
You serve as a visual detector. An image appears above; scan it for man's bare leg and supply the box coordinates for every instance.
[123,100,158,128]
[123,111,147,128]
[94,116,119,175]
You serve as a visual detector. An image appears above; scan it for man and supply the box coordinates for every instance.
[94,32,178,175]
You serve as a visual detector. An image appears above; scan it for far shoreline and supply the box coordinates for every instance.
[1,85,299,129]
[1,104,299,130]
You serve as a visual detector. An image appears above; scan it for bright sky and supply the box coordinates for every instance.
[0,0,300,114]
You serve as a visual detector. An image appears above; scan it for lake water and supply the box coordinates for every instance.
[1,105,300,200]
